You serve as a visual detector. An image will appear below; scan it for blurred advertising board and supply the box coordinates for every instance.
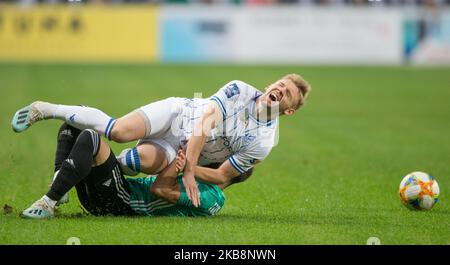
[161,6,403,64]
[160,6,234,62]
[2,5,449,65]
[0,5,158,62]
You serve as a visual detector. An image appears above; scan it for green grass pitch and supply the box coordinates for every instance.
[0,64,449,244]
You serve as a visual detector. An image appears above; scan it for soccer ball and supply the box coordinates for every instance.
[399,171,440,211]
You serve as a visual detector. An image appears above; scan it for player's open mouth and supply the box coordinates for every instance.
[268,90,282,102]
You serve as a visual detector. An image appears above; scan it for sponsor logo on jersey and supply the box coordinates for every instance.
[102,179,112,187]
[224,83,240,98]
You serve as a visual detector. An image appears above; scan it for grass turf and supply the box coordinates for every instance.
[0,64,449,244]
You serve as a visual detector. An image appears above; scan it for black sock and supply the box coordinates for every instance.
[46,129,101,201]
[54,123,82,172]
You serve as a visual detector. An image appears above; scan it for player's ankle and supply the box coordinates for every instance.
[34,101,57,119]
[42,195,57,209]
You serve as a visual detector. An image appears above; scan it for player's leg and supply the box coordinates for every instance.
[50,122,129,205]
[117,140,175,176]
[11,101,146,142]
[51,123,83,205]
[21,128,103,219]
[12,97,182,144]
[109,96,183,143]
[75,140,134,216]
[20,123,80,218]
[45,105,146,143]
[108,112,146,143]
[11,102,117,137]
[115,97,184,174]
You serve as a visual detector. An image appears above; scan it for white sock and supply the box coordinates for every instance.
[34,102,58,119]
[51,104,116,139]
[117,148,139,176]
[42,195,57,209]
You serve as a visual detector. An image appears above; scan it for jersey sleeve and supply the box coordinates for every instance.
[228,145,272,174]
[210,80,257,119]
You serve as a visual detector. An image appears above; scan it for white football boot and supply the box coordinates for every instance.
[11,101,49,133]
[21,198,54,219]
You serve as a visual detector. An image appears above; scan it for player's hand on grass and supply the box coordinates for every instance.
[182,171,200,208]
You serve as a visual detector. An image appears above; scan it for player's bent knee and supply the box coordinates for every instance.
[93,138,111,166]
[136,144,169,174]
[77,129,101,157]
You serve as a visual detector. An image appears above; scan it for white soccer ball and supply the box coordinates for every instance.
[399,171,440,211]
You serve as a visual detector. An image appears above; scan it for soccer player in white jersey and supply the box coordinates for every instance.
[11,74,311,207]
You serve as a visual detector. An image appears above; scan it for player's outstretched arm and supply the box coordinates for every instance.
[194,161,241,185]
[183,102,222,207]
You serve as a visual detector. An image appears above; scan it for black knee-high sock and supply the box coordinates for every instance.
[46,129,101,201]
[54,123,82,172]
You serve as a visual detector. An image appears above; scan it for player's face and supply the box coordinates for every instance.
[262,78,301,116]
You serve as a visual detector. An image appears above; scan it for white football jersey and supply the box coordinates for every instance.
[166,80,279,174]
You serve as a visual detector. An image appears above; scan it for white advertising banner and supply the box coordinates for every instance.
[232,7,403,64]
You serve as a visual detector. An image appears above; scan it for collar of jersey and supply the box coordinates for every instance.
[249,94,277,127]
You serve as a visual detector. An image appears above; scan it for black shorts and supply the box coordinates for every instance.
[75,150,136,216]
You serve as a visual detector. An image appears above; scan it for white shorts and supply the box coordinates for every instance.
[135,97,186,164]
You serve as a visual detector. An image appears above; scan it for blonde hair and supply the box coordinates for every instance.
[283,74,312,110]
